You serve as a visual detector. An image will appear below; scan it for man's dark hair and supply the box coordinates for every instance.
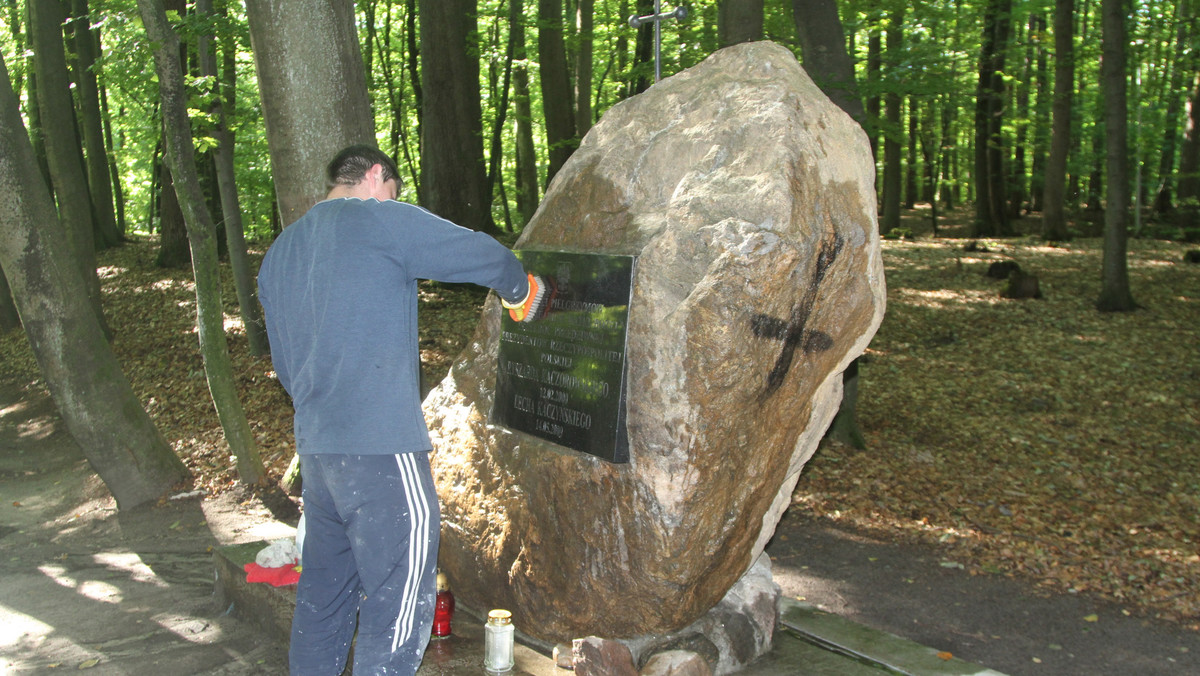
[326,145,401,189]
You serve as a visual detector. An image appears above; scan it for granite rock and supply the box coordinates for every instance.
[574,636,638,676]
[425,41,884,642]
[640,651,714,676]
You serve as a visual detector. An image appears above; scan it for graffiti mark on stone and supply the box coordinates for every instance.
[751,233,844,398]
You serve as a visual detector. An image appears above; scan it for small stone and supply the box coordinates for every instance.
[573,636,637,676]
[639,650,712,676]
[554,642,575,670]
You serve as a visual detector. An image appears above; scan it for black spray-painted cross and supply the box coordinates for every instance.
[628,1,688,83]
[750,233,845,398]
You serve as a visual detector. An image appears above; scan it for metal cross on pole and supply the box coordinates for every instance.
[628,1,688,83]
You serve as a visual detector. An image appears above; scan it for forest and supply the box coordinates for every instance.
[1,0,1197,244]
[1,0,1199,630]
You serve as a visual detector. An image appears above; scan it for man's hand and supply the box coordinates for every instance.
[503,273,550,322]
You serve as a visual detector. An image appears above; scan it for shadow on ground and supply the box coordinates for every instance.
[0,382,293,674]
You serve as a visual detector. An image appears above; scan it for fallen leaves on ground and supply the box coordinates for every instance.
[1,220,1197,629]
[794,226,1200,629]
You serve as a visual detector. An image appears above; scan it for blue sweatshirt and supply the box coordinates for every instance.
[257,198,527,456]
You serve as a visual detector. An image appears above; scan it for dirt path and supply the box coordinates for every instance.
[0,382,294,674]
[767,509,1200,675]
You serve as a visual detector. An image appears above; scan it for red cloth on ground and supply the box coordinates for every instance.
[244,562,300,587]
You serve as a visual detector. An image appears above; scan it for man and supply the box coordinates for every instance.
[258,145,545,675]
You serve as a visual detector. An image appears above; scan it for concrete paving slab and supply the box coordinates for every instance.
[214,545,1005,675]
[778,599,1007,676]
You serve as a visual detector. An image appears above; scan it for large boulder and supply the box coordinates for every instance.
[424,41,884,643]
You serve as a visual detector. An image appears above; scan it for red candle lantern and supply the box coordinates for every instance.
[433,569,455,638]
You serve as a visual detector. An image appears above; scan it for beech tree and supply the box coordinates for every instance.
[1042,0,1075,241]
[792,0,864,124]
[880,7,904,233]
[0,52,188,509]
[243,0,375,227]
[1174,50,1200,231]
[67,0,121,250]
[539,0,577,186]
[196,0,268,356]
[973,0,1013,236]
[718,0,763,47]
[27,0,107,329]
[137,0,266,484]
[1096,0,1137,312]
[511,0,540,225]
[1151,1,1192,216]
[419,0,495,232]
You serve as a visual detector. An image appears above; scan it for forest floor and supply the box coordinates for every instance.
[1,205,1198,652]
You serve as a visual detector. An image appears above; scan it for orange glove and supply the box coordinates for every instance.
[502,273,549,322]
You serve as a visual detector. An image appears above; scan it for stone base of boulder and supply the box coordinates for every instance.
[621,554,780,676]
[214,541,777,675]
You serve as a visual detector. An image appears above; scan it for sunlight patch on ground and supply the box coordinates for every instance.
[1130,258,1181,269]
[894,287,999,309]
[0,606,54,650]
[153,611,227,644]
[96,265,127,280]
[147,278,196,294]
[223,313,244,333]
[93,552,170,589]
[0,400,31,418]
[36,562,133,602]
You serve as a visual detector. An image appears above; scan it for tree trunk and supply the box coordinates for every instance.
[1008,16,1033,219]
[718,0,763,47]
[156,163,191,268]
[1154,0,1194,216]
[0,53,189,509]
[418,0,496,232]
[512,0,540,225]
[375,2,419,188]
[1042,0,1074,240]
[574,0,594,138]
[866,17,882,161]
[539,0,578,188]
[880,8,904,233]
[1067,0,1095,206]
[1175,64,1200,231]
[629,0,654,96]
[919,98,941,236]
[0,262,21,331]
[67,0,121,250]
[138,0,267,485]
[28,0,107,330]
[1096,0,1136,312]
[406,0,423,140]
[1085,101,1105,213]
[1029,13,1049,212]
[100,87,126,234]
[973,0,1012,236]
[487,6,516,231]
[791,0,865,125]
[244,0,375,227]
[905,98,918,209]
[193,0,268,356]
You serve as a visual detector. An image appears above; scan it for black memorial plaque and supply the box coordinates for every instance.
[491,250,635,463]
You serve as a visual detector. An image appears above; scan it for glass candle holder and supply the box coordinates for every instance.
[484,609,515,672]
